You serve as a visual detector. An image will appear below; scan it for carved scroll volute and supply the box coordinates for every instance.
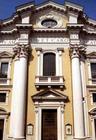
[70,44,86,59]
[13,44,31,60]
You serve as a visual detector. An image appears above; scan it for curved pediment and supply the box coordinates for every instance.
[87,52,96,58]
[89,107,96,116]
[0,107,9,115]
[0,51,13,58]
[32,89,68,102]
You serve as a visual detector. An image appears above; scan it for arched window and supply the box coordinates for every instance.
[43,53,56,76]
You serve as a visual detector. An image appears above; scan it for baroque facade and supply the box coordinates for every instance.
[0,1,96,140]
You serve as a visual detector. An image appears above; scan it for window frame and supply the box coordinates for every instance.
[90,62,96,83]
[89,90,96,105]
[36,49,63,77]
[0,59,11,85]
[43,52,56,76]
[92,93,96,103]
[0,91,9,105]
[87,59,96,85]
[0,62,9,78]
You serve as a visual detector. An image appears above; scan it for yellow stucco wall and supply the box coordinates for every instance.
[26,48,73,137]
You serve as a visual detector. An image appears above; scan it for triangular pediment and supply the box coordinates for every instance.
[32,89,68,102]
[0,51,13,58]
[36,1,66,12]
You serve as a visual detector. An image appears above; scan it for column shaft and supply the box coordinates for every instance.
[9,46,29,139]
[71,49,85,138]
[80,59,89,136]
[9,58,20,137]
[14,56,27,138]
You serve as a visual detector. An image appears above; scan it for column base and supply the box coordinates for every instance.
[73,136,92,140]
[8,136,25,140]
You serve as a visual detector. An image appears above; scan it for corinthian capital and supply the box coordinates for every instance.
[70,44,86,59]
[13,44,31,59]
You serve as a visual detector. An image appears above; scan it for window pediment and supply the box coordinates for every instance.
[0,51,13,58]
[89,107,96,116]
[87,52,96,58]
[32,89,68,102]
[0,108,9,115]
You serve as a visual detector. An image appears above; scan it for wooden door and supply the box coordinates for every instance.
[42,109,57,140]
[0,119,4,140]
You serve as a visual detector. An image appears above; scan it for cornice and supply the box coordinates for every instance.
[16,1,34,13]
[67,23,84,29]
[65,1,83,12]
[32,28,67,33]
[1,14,19,28]
[82,28,96,35]
[35,1,66,13]
[16,24,32,30]
[0,28,18,35]
[87,18,96,27]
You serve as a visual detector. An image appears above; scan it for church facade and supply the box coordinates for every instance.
[0,1,96,140]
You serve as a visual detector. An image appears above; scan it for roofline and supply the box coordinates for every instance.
[0,0,96,28]
[65,1,83,11]
[35,1,66,11]
[16,1,35,12]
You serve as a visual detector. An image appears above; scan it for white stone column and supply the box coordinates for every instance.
[70,46,85,139]
[80,56,89,136]
[9,45,29,140]
[9,53,20,138]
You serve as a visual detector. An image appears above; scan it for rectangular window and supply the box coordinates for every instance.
[91,63,96,83]
[93,93,96,103]
[0,93,6,102]
[0,62,8,78]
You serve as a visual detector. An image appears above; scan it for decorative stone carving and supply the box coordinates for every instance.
[13,44,31,59]
[36,12,63,28]
[70,44,86,58]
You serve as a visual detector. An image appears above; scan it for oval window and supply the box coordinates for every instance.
[41,19,57,28]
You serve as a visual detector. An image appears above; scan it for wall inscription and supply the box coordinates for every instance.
[0,40,16,45]
[31,37,69,43]
[85,40,96,45]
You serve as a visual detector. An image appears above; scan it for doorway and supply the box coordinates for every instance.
[42,109,57,140]
[0,119,4,140]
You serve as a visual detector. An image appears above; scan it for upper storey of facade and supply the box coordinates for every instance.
[0,1,96,49]
[0,1,96,89]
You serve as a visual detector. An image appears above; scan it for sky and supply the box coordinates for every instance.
[0,0,96,20]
